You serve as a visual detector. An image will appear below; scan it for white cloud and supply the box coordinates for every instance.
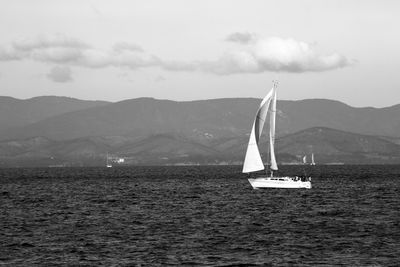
[0,34,154,69]
[160,35,354,74]
[47,66,73,83]
[204,35,354,74]
[0,33,354,74]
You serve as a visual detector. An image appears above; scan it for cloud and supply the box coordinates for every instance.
[0,34,154,69]
[0,33,354,74]
[47,65,73,83]
[112,42,144,53]
[0,35,89,62]
[158,34,354,74]
[225,32,256,44]
[202,35,354,74]
[0,45,22,60]
[0,34,89,63]
[13,35,90,51]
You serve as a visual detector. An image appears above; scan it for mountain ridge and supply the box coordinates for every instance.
[0,96,110,137]
[1,97,399,141]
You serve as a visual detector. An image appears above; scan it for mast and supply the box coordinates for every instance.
[265,139,270,175]
[269,80,278,176]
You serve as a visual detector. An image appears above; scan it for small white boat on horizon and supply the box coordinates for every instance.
[310,153,316,166]
[243,81,311,189]
[106,153,112,168]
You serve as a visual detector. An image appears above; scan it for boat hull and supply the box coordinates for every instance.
[248,177,311,189]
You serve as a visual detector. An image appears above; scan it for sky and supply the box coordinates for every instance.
[0,0,399,107]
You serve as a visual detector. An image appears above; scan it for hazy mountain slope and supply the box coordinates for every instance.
[117,133,219,156]
[1,127,400,166]
[50,138,113,158]
[222,127,400,164]
[116,133,223,164]
[380,136,400,145]
[1,97,400,141]
[277,99,400,136]
[0,136,53,157]
[275,127,400,164]
[0,98,256,141]
[0,96,110,134]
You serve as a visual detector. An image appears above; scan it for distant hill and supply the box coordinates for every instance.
[116,133,222,165]
[1,95,400,166]
[279,99,400,138]
[0,96,110,136]
[1,97,400,141]
[275,127,400,164]
[1,127,400,167]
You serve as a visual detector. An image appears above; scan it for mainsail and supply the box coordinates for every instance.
[269,88,278,171]
[242,85,278,173]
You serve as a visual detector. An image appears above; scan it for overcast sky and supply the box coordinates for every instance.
[0,0,399,107]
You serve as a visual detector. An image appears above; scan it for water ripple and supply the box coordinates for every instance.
[1,165,400,266]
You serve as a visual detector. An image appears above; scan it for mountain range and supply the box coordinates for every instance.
[0,96,399,167]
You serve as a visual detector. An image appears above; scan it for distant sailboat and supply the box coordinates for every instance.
[106,153,112,168]
[310,153,316,165]
[243,81,311,189]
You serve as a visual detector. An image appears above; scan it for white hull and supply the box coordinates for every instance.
[248,177,311,189]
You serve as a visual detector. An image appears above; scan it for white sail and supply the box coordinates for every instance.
[303,155,307,164]
[242,88,274,173]
[269,87,278,171]
[311,153,315,165]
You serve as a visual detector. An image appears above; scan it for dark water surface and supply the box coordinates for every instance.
[1,165,400,266]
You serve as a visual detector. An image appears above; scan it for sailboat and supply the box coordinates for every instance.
[106,153,112,168]
[243,81,311,189]
[310,153,316,165]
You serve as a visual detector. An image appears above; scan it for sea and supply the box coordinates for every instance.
[1,165,400,266]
